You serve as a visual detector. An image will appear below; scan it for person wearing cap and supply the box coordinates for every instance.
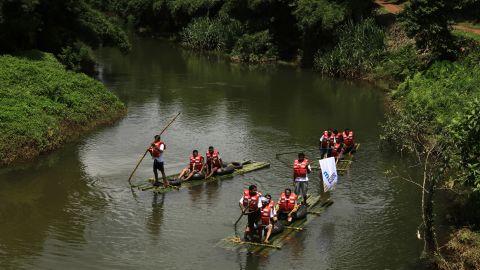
[293,152,311,205]
[259,194,276,243]
[147,135,168,187]
[239,185,262,241]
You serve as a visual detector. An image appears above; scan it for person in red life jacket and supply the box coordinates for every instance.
[332,129,343,144]
[239,185,262,242]
[276,188,299,223]
[342,128,355,155]
[331,142,344,162]
[205,146,223,179]
[259,196,276,244]
[147,135,168,187]
[178,150,205,181]
[319,130,333,159]
[293,153,311,205]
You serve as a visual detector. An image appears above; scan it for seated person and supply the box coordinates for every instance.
[205,146,223,179]
[178,150,204,181]
[275,188,299,223]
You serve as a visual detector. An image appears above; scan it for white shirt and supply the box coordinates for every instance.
[294,164,311,182]
[239,195,262,209]
[153,143,165,163]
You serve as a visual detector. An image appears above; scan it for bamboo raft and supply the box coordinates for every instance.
[220,194,333,254]
[311,143,360,175]
[131,161,270,194]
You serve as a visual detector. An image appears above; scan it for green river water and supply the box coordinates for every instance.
[0,37,424,269]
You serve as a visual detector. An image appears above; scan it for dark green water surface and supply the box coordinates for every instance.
[0,37,423,269]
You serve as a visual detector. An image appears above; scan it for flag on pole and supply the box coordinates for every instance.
[319,157,338,192]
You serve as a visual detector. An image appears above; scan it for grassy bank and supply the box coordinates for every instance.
[0,51,126,165]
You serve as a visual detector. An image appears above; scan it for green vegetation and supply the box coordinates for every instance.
[314,18,386,78]
[442,228,480,270]
[0,0,130,73]
[453,30,480,43]
[0,52,126,165]
[99,0,372,64]
[181,16,243,51]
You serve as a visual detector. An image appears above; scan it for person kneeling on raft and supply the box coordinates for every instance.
[276,188,299,223]
[205,146,223,179]
[178,150,205,181]
[239,185,262,242]
[259,194,276,244]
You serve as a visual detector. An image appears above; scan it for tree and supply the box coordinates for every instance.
[0,0,130,72]
[400,0,456,60]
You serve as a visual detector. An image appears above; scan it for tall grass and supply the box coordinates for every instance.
[314,18,386,78]
[181,16,243,51]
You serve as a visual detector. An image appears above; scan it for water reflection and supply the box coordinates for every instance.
[0,144,106,269]
[146,193,165,241]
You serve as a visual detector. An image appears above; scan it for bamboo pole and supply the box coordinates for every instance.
[127,112,181,185]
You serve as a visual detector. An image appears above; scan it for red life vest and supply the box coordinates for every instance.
[333,133,343,144]
[206,150,220,165]
[332,143,343,157]
[261,204,272,226]
[242,190,261,211]
[343,131,355,147]
[320,131,330,148]
[293,159,309,178]
[148,141,165,158]
[279,192,297,212]
[189,155,204,171]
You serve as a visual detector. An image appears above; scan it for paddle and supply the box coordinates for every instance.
[127,112,181,186]
[234,208,249,237]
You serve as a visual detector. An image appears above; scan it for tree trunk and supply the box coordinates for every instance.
[423,174,437,256]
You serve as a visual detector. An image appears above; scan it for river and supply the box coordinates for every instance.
[0,37,424,269]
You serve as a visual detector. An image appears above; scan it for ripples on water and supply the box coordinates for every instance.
[0,39,424,269]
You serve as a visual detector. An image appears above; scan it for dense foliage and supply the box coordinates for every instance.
[314,18,386,78]
[400,0,456,60]
[383,50,480,190]
[0,0,130,72]
[99,0,372,64]
[0,52,126,165]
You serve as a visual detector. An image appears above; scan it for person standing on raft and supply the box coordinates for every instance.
[293,153,311,205]
[205,146,223,179]
[148,135,168,187]
[319,130,333,159]
[239,185,262,241]
[179,150,205,181]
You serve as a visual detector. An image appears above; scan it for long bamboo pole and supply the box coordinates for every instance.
[128,112,181,185]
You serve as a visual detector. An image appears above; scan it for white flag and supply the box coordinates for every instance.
[319,157,338,192]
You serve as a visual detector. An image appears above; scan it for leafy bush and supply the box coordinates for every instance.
[181,16,243,51]
[384,52,480,190]
[400,0,457,60]
[231,30,278,63]
[57,42,96,75]
[0,0,130,72]
[375,44,425,82]
[314,18,386,77]
[0,52,126,165]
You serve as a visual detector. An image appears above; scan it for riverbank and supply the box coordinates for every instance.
[0,51,126,166]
